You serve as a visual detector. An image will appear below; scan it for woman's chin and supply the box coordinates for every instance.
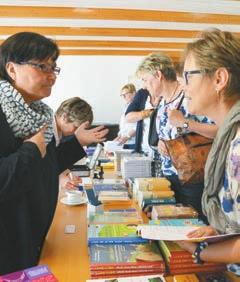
[188,103,200,115]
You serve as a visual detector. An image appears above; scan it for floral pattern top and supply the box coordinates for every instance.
[156,91,212,176]
[219,128,240,276]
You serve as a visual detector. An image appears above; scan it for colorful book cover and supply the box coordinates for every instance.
[88,210,143,225]
[88,224,148,244]
[93,184,128,196]
[149,218,205,227]
[158,241,192,262]
[0,265,58,281]
[89,243,164,269]
[151,205,198,219]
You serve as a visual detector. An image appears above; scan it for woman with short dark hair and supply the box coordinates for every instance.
[0,31,107,275]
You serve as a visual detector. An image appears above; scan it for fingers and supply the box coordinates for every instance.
[92,125,105,133]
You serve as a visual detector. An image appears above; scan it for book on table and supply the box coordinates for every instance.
[88,224,148,245]
[86,274,166,281]
[157,241,226,276]
[88,242,165,278]
[88,208,143,225]
[134,177,171,192]
[93,183,128,196]
[151,204,198,220]
[98,191,130,202]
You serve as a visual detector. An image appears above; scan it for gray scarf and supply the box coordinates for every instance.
[202,100,240,234]
[0,80,54,144]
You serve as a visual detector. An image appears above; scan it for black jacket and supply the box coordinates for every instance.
[0,108,86,275]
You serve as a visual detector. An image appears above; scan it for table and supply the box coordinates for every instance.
[39,173,238,282]
[39,196,90,282]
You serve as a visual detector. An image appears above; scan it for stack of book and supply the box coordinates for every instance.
[93,183,130,203]
[87,204,166,279]
[134,178,175,209]
[158,241,226,275]
[88,242,165,279]
[113,149,135,175]
[121,156,152,179]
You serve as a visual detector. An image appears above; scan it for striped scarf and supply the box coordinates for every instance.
[0,80,54,144]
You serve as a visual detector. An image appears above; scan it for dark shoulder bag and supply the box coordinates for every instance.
[164,95,213,185]
[148,107,159,148]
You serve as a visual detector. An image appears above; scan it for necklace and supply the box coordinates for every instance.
[166,81,179,104]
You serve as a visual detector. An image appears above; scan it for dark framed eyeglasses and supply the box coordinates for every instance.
[19,61,61,75]
[183,70,206,85]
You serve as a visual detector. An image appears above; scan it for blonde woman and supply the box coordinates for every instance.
[136,52,217,217]
[178,29,240,274]
[115,83,137,149]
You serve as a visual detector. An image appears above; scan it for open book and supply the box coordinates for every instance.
[137,224,240,242]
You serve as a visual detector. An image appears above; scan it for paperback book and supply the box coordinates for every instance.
[87,274,166,282]
[88,224,148,244]
[89,243,165,270]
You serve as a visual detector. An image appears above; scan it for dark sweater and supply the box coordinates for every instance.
[0,108,86,275]
[125,88,149,152]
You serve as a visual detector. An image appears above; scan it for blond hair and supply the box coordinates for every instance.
[121,83,136,94]
[56,97,93,124]
[184,28,240,97]
[136,52,176,81]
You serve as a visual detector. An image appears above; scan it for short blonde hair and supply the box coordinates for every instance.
[121,83,136,94]
[184,28,240,97]
[136,52,176,81]
[56,97,93,124]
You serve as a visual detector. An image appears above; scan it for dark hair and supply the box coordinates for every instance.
[0,31,59,82]
[56,97,93,125]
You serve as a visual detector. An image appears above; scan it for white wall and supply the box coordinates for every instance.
[44,55,144,124]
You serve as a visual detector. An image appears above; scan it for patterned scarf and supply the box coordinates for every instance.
[0,80,54,144]
[202,100,240,234]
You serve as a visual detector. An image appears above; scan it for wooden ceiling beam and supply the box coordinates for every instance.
[60,48,182,59]
[56,40,186,49]
[0,26,203,37]
[0,6,239,25]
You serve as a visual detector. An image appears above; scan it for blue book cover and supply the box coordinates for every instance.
[93,183,128,196]
[89,243,164,268]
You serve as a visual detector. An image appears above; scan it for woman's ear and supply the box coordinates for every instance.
[155,70,162,80]
[6,62,17,81]
[214,67,229,93]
